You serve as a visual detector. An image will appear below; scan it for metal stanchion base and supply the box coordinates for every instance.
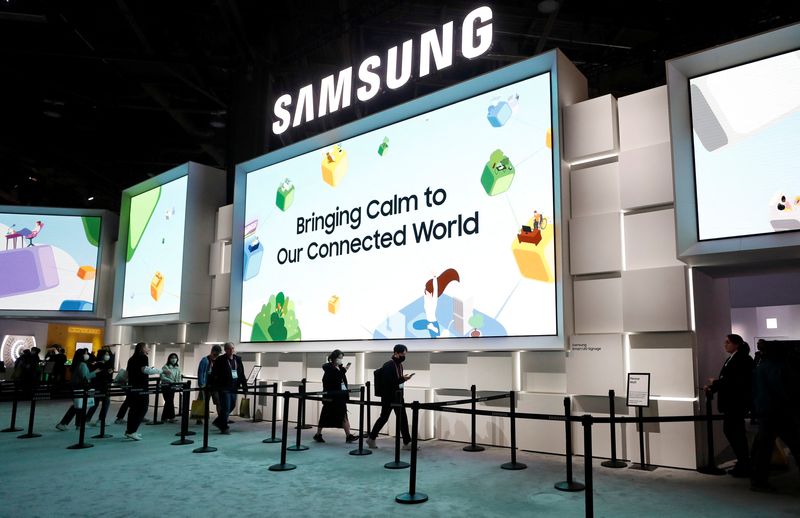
[463,444,485,452]
[171,438,194,445]
[395,492,428,504]
[384,460,410,469]
[349,448,373,456]
[67,442,93,449]
[262,437,282,443]
[269,463,296,471]
[287,445,309,451]
[175,431,197,436]
[554,481,585,492]
[601,459,628,468]
[629,464,658,472]
[145,421,164,426]
[18,433,42,439]
[501,462,527,470]
[92,433,114,439]
[294,424,313,430]
[696,465,726,476]
[192,446,218,453]
[1,427,23,433]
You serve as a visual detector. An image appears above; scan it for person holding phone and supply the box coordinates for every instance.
[367,344,416,450]
[314,349,358,443]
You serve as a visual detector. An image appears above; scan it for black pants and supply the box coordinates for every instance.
[125,392,149,434]
[752,413,800,484]
[116,396,130,420]
[722,412,750,469]
[161,387,176,420]
[369,396,410,444]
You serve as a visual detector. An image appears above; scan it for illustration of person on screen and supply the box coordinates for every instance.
[422,268,461,337]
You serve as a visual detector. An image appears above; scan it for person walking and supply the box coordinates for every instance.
[56,348,96,431]
[367,344,416,450]
[210,343,247,434]
[160,353,181,423]
[124,343,164,441]
[86,347,115,426]
[314,349,357,443]
[197,344,222,425]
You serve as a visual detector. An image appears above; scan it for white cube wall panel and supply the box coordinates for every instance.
[619,141,674,209]
[517,393,568,454]
[571,395,627,459]
[629,348,695,398]
[430,355,469,389]
[566,334,625,396]
[521,351,567,393]
[466,354,512,391]
[570,162,621,217]
[563,94,619,162]
[569,213,623,275]
[622,266,690,332]
[623,399,697,469]
[624,209,683,270]
[618,86,670,151]
[573,277,623,334]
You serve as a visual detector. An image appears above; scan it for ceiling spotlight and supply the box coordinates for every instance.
[43,110,62,119]
[210,120,225,129]
[537,0,560,14]
[87,196,94,201]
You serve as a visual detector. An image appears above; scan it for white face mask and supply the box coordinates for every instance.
[103,355,110,362]
[170,359,177,366]
[335,358,343,366]
[83,354,90,361]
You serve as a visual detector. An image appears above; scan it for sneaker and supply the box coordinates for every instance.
[114,418,126,425]
[142,418,151,424]
[55,423,68,431]
[87,421,98,428]
[313,433,325,443]
[166,418,177,424]
[125,432,142,441]
[402,442,421,451]
[366,438,378,449]
[220,428,231,435]
[345,434,358,443]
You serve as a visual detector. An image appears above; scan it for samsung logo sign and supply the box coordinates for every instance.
[271,6,494,135]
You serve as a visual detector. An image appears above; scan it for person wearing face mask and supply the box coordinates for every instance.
[55,348,97,431]
[160,353,182,423]
[367,344,416,450]
[85,347,115,427]
[124,343,165,441]
[314,349,357,443]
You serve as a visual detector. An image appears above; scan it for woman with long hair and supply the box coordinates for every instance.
[314,349,357,443]
[55,348,96,431]
[160,353,181,423]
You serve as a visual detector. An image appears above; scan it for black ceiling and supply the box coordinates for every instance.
[1,0,797,213]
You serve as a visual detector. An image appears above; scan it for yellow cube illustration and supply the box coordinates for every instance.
[545,128,552,149]
[321,145,349,187]
[150,271,165,301]
[328,295,340,314]
[511,218,554,283]
[77,265,96,280]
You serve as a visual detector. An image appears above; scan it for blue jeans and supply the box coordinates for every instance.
[213,390,237,430]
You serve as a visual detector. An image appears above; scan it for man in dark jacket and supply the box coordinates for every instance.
[367,344,415,449]
[210,342,247,434]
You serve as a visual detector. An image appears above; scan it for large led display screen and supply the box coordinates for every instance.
[690,49,800,241]
[241,72,555,342]
[121,175,188,318]
[0,213,101,311]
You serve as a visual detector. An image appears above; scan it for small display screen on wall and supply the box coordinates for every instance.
[121,175,188,318]
[240,71,556,343]
[0,213,101,311]
[690,49,800,241]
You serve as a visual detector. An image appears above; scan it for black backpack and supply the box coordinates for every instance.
[374,365,392,398]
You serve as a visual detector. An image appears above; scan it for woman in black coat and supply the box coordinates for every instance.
[704,334,754,477]
[314,349,357,443]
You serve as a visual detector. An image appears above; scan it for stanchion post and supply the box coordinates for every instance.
[263,383,281,443]
[395,401,427,504]
[463,384,485,452]
[1,383,23,432]
[252,384,261,423]
[175,381,196,437]
[365,380,372,433]
[66,387,92,448]
[696,391,725,475]
[18,384,43,439]
[582,415,594,518]
[147,378,163,425]
[269,392,296,471]
[501,391,526,470]
[287,387,309,451]
[629,406,657,471]
[385,390,409,469]
[350,385,372,456]
[295,378,312,430]
[601,389,627,469]
[172,381,194,446]
[92,389,113,439]
[193,386,217,453]
[555,396,585,492]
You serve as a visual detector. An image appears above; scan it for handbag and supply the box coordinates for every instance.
[190,398,205,418]
[238,397,250,418]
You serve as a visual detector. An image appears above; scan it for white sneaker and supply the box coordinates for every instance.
[87,421,98,427]
[55,423,68,431]
[402,442,421,451]
[125,432,142,441]
[114,418,126,424]
[367,438,378,449]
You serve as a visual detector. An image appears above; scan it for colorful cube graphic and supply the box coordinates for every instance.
[487,100,512,127]
[545,128,552,149]
[328,295,340,314]
[480,149,515,196]
[378,137,389,156]
[77,265,96,280]
[511,218,554,283]
[0,245,59,297]
[150,271,164,301]
[243,236,263,281]
[276,179,295,211]
[321,144,349,187]
[59,300,93,311]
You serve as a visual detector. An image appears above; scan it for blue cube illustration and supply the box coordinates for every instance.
[243,236,264,281]
[487,101,512,127]
[59,300,93,311]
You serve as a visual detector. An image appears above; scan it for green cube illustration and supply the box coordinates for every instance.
[276,179,295,211]
[378,137,389,156]
[480,149,515,196]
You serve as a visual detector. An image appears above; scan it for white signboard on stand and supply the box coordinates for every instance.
[626,372,650,407]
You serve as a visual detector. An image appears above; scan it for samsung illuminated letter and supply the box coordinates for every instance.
[271,6,493,135]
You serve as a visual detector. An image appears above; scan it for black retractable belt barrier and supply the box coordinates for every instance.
[172,382,194,445]
[555,397,585,492]
[582,415,594,518]
[601,389,626,469]
[193,386,217,453]
[696,391,725,475]
[629,406,657,471]
[501,391,526,470]
[385,390,409,469]
[2,383,23,432]
[350,385,372,456]
[269,392,296,471]
[92,389,113,439]
[295,378,312,430]
[19,384,44,439]
[287,386,309,452]
[263,383,281,443]
[395,401,427,504]
[176,381,196,437]
[146,378,163,426]
[365,380,372,433]
[66,387,92,449]
[463,384,485,452]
